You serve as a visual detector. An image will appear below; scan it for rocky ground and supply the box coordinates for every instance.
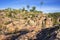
[0,24,60,40]
[0,11,59,40]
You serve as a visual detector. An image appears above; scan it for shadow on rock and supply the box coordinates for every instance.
[5,29,30,40]
[36,24,60,40]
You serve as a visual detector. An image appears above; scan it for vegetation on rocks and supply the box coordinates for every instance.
[48,12,60,25]
[0,6,60,40]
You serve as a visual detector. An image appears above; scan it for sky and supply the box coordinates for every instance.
[0,0,60,13]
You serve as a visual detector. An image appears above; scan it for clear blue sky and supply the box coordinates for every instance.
[0,0,60,13]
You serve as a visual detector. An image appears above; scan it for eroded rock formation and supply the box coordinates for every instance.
[0,12,54,40]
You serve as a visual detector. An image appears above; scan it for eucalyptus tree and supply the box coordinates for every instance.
[32,6,36,11]
[22,7,25,11]
[27,5,30,11]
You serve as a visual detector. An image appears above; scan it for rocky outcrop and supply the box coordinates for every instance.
[0,11,54,40]
[45,18,53,28]
[0,24,59,40]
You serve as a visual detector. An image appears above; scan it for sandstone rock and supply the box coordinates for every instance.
[6,23,16,33]
[0,35,6,40]
[56,30,60,39]
[46,18,53,28]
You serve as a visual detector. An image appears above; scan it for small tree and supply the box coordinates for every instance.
[27,5,30,11]
[22,7,25,11]
[30,6,36,12]
[32,6,36,11]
